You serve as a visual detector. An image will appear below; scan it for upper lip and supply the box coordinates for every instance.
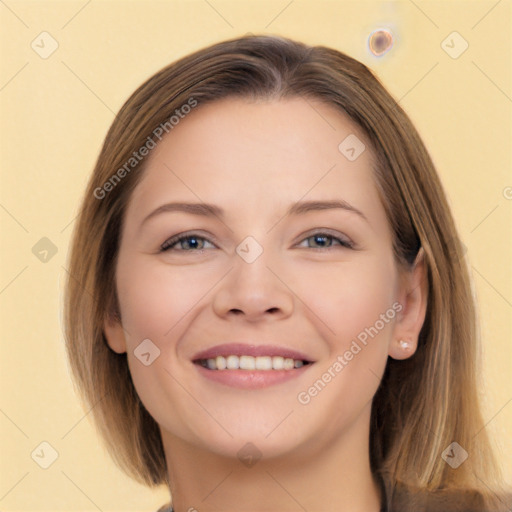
[192,343,314,362]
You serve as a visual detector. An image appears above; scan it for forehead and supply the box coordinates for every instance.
[124,96,385,230]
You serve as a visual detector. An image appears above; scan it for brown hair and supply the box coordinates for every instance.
[63,34,509,509]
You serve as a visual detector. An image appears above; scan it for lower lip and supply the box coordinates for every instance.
[194,363,312,389]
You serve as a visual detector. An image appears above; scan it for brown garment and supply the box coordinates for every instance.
[382,476,511,512]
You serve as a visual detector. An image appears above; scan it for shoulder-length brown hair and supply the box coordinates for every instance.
[63,34,509,509]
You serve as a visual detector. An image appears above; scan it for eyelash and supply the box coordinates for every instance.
[160,230,355,253]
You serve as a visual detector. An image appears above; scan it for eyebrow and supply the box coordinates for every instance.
[140,199,368,228]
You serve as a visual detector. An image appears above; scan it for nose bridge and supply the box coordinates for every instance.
[212,234,294,319]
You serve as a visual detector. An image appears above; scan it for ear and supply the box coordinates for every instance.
[103,309,127,354]
[389,248,428,360]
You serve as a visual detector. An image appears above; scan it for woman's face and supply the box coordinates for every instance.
[105,97,424,461]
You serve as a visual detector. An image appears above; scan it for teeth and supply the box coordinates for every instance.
[226,355,239,369]
[283,358,294,370]
[272,356,284,370]
[255,356,272,370]
[239,355,256,370]
[200,355,308,371]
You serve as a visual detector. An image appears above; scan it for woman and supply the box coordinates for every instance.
[63,34,510,511]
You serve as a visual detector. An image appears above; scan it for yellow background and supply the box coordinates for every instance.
[1,1,510,510]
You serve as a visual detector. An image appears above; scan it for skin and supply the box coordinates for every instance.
[104,97,428,512]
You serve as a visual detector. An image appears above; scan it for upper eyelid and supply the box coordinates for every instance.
[296,230,354,248]
[160,230,219,250]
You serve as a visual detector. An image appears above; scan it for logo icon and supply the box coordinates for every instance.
[32,237,58,263]
[338,134,366,161]
[441,32,469,59]
[236,236,263,264]
[237,442,262,468]
[441,441,468,469]
[134,339,161,366]
[31,32,59,59]
[31,441,59,469]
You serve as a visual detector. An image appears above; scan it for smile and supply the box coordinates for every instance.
[191,343,314,388]
[195,355,311,371]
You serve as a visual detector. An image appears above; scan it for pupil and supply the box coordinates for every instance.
[314,235,329,247]
[186,237,200,249]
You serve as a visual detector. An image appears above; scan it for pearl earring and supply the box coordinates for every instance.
[399,339,412,351]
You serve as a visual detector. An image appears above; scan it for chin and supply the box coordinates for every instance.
[161,411,312,463]
[203,431,309,464]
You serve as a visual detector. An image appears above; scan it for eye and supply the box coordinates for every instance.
[160,230,355,253]
[160,232,216,252]
[297,231,354,250]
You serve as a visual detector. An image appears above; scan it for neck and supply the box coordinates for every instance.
[161,409,382,512]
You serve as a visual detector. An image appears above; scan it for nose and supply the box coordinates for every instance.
[212,247,294,323]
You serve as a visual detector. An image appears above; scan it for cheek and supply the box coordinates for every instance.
[116,256,214,343]
[294,254,398,350]
[114,256,223,424]
[292,260,397,436]
[114,257,208,435]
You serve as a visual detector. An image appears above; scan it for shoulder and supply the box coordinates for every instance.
[387,481,511,512]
